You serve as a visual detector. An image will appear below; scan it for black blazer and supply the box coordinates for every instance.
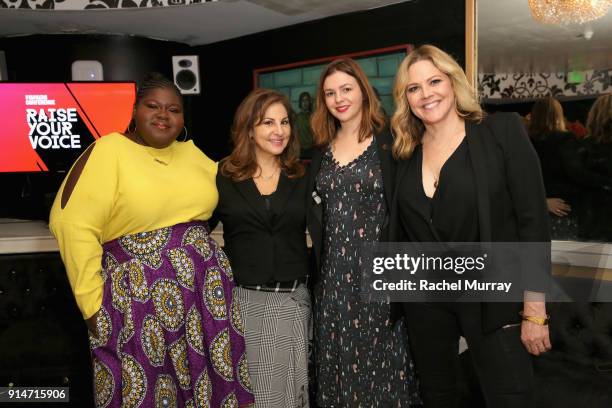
[306,128,396,275]
[390,112,551,332]
[212,170,310,286]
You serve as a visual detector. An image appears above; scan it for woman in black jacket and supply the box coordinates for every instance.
[528,96,579,238]
[390,44,551,407]
[213,89,310,408]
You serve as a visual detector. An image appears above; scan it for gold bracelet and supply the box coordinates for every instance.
[519,311,549,326]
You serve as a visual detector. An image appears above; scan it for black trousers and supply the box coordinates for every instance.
[403,302,535,408]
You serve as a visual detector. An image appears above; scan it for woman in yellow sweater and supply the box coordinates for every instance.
[50,73,254,408]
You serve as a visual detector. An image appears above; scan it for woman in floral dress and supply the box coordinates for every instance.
[307,58,419,407]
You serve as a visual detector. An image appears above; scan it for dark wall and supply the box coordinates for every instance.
[191,0,465,160]
[485,97,597,123]
[0,34,189,82]
[0,0,465,219]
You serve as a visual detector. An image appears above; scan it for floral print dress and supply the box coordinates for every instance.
[313,139,419,407]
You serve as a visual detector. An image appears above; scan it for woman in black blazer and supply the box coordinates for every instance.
[213,89,310,408]
[390,44,551,407]
[306,58,418,407]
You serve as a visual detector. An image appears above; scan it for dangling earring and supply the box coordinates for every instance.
[179,126,189,142]
[127,120,136,134]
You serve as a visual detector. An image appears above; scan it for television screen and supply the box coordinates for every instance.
[0,82,135,173]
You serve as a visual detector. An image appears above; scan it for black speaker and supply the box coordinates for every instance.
[172,55,200,95]
[0,51,7,81]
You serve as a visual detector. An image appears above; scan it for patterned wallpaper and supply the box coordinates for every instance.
[478,69,611,99]
[0,0,215,9]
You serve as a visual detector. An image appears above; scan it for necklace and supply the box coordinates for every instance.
[126,132,173,165]
[255,167,280,181]
[423,129,465,191]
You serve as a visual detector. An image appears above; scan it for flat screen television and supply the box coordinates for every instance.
[0,82,135,173]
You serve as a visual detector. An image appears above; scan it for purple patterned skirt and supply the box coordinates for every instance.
[89,221,254,408]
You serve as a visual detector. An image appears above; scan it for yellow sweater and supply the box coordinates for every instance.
[49,132,218,319]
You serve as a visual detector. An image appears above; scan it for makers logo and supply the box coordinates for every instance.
[0,83,135,173]
[26,97,82,150]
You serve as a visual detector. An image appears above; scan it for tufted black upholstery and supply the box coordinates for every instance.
[459,276,612,408]
[0,253,94,407]
[534,299,612,407]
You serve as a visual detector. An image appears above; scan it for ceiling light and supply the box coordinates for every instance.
[528,0,612,25]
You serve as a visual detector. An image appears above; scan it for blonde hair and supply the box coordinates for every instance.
[528,96,567,138]
[310,58,385,147]
[391,44,484,159]
[586,93,612,143]
[220,88,304,181]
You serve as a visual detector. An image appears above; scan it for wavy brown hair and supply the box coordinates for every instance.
[586,93,612,143]
[310,58,385,147]
[528,96,567,139]
[391,45,484,160]
[220,88,304,181]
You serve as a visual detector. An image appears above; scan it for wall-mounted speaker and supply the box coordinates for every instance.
[0,51,7,81]
[71,60,104,81]
[172,55,200,95]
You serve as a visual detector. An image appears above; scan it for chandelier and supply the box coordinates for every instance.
[528,0,612,25]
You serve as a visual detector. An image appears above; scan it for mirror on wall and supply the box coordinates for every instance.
[477,0,612,243]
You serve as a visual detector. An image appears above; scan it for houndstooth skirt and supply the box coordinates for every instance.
[235,284,311,408]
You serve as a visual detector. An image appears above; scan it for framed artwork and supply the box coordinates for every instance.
[253,44,413,158]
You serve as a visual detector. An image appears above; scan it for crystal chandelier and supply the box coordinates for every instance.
[528,0,612,25]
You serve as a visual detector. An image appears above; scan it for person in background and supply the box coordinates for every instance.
[528,96,577,229]
[211,88,311,408]
[49,73,254,408]
[296,91,315,159]
[308,57,419,407]
[581,93,612,241]
[390,44,551,407]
